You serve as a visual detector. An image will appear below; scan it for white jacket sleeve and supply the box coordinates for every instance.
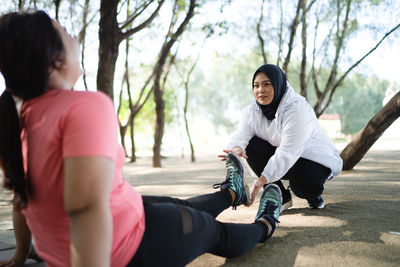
[262,103,317,183]
[226,107,255,151]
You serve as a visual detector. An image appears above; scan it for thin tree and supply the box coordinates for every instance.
[281,0,305,73]
[77,0,95,91]
[256,0,267,64]
[53,0,61,20]
[152,0,197,167]
[181,58,197,163]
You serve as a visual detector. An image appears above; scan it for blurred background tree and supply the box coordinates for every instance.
[1,0,400,168]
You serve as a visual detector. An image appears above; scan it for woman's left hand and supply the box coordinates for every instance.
[218,147,248,161]
[0,247,42,267]
[247,176,267,205]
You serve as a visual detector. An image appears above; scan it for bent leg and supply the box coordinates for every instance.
[245,136,276,177]
[128,202,268,266]
[245,136,288,193]
[286,158,331,199]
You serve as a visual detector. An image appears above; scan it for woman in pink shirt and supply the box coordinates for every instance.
[0,10,282,267]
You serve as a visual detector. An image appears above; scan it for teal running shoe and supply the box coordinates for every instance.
[213,153,250,208]
[255,184,282,242]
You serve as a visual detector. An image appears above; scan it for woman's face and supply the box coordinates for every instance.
[52,20,82,88]
[253,72,274,105]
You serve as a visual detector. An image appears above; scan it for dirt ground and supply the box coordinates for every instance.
[0,140,399,266]
[126,147,400,267]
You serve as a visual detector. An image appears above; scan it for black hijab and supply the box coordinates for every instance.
[252,64,287,120]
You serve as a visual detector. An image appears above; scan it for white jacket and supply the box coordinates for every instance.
[226,84,343,183]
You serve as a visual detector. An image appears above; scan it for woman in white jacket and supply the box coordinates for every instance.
[220,64,343,211]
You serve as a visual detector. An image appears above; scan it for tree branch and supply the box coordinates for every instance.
[120,0,165,41]
[256,0,267,64]
[282,0,304,73]
[120,0,153,29]
[319,21,400,115]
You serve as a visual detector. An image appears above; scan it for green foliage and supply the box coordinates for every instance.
[284,60,389,136]
[188,51,263,132]
[326,73,389,135]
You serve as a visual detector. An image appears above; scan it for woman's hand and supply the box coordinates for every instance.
[218,146,248,161]
[0,246,43,267]
[0,201,43,267]
[0,257,25,267]
[247,176,267,206]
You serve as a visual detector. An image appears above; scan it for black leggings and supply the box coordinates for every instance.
[246,136,331,199]
[127,190,268,266]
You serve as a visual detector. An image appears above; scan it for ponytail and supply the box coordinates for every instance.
[0,90,29,205]
[0,10,64,206]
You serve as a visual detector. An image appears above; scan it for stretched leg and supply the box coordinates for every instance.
[128,184,282,266]
[142,190,232,219]
[142,153,250,218]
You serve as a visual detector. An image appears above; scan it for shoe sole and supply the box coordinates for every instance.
[308,202,325,209]
[280,199,293,212]
[227,153,251,205]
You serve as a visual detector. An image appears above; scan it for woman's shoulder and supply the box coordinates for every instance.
[57,90,114,109]
[279,86,311,111]
[278,87,316,121]
[61,89,111,101]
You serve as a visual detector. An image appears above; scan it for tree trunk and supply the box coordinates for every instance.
[97,0,120,101]
[183,81,195,162]
[130,117,136,162]
[54,0,61,20]
[340,91,400,170]
[256,0,267,64]
[119,125,128,156]
[18,0,24,10]
[152,0,196,167]
[299,2,307,98]
[78,0,91,91]
[282,0,304,73]
[153,80,165,167]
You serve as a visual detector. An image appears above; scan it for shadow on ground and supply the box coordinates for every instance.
[214,199,400,267]
[0,148,399,266]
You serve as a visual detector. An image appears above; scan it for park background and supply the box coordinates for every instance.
[1,0,399,164]
[0,1,400,266]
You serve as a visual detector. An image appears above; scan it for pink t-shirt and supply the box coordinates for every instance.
[20,89,145,267]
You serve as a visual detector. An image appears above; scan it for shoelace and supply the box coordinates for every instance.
[212,181,227,189]
[259,200,280,223]
[212,166,234,189]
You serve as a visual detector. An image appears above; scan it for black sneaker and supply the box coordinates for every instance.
[307,195,324,209]
[281,188,293,212]
[255,184,282,242]
[213,153,250,208]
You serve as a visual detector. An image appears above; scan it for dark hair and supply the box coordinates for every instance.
[0,10,64,205]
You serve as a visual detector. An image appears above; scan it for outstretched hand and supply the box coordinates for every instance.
[218,147,248,161]
[246,176,267,206]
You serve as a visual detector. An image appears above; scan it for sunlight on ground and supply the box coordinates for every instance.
[380,232,400,246]
[280,214,346,228]
[294,241,400,266]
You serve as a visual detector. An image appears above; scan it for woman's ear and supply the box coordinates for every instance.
[53,58,64,70]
